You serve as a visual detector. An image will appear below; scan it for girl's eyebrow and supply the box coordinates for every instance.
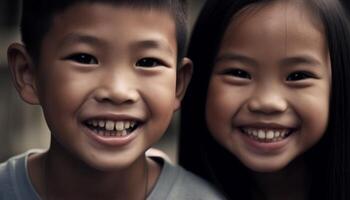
[215,52,258,67]
[280,55,322,67]
[215,53,323,68]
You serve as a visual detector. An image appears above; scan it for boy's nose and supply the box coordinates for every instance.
[247,86,288,114]
[94,72,140,105]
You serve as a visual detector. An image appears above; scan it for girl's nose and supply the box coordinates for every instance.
[94,72,140,105]
[247,87,288,114]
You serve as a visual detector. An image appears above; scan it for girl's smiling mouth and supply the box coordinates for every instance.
[236,124,299,154]
[240,127,295,143]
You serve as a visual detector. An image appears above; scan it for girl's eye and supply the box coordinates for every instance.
[286,71,314,81]
[136,58,164,68]
[222,68,251,79]
[65,53,98,65]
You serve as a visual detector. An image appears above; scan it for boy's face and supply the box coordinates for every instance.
[18,4,185,170]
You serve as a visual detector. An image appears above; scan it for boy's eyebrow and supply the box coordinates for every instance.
[215,53,258,67]
[58,34,175,56]
[58,33,108,49]
[131,39,175,56]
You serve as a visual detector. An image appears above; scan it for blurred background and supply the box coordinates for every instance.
[0,0,205,163]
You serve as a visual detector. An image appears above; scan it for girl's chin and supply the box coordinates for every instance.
[246,164,288,173]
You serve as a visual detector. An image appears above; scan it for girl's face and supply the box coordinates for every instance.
[206,1,331,172]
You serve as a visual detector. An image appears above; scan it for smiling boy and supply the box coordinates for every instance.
[0,1,225,199]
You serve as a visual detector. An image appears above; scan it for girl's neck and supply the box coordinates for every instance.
[28,142,161,200]
[250,157,310,200]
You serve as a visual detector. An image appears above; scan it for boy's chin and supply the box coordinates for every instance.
[81,154,145,172]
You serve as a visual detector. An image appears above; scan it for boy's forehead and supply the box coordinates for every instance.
[53,3,175,39]
[47,3,177,52]
[53,2,177,28]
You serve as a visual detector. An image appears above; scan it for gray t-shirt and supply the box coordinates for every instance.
[0,150,226,200]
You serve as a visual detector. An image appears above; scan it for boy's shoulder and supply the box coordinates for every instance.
[147,156,227,200]
[0,150,42,200]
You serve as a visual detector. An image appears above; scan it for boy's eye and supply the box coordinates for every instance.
[222,68,251,79]
[286,71,314,81]
[65,53,98,65]
[136,58,164,67]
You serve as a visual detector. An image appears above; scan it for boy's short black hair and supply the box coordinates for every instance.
[20,0,187,66]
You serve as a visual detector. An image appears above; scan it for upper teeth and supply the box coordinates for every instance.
[87,120,136,131]
[242,128,289,141]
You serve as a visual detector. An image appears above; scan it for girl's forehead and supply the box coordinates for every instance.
[230,0,324,33]
[217,0,329,68]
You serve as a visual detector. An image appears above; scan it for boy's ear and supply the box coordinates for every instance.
[174,57,193,111]
[8,43,40,105]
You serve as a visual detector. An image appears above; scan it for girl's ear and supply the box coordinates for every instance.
[8,43,40,105]
[174,57,193,111]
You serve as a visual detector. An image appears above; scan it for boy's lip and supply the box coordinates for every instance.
[81,123,141,147]
[79,113,145,147]
[80,113,145,123]
[79,112,146,147]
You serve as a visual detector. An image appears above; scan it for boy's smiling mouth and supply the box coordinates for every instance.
[83,119,141,137]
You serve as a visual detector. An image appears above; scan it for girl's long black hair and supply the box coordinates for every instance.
[179,0,350,199]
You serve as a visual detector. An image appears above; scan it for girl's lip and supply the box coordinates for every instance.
[237,128,297,154]
[237,122,295,129]
[80,122,140,147]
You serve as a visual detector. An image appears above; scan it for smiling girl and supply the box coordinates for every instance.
[180,0,350,199]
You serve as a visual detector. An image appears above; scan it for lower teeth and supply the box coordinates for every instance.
[85,125,134,137]
[247,134,284,143]
[94,129,130,137]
